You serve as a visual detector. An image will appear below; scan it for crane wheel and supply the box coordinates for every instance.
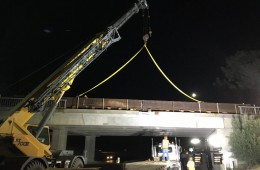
[24,160,46,170]
[70,158,84,168]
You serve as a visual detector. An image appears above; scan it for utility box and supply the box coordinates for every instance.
[213,153,223,164]
[194,153,202,165]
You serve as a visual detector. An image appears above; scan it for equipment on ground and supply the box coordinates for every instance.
[0,1,149,169]
[152,142,182,169]
[213,153,223,164]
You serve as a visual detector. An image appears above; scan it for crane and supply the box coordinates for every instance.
[0,1,149,169]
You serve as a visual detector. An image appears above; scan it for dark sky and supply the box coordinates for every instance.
[1,0,260,103]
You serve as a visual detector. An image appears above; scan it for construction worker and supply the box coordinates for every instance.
[181,150,189,170]
[187,157,195,170]
[161,136,170,161]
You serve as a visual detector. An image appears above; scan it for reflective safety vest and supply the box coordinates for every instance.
[162,139,169,149]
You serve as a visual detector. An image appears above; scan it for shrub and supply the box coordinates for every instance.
[229,115,260,167]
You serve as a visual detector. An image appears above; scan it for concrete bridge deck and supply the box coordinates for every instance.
[29,108,228,137]
[1,97,257,137]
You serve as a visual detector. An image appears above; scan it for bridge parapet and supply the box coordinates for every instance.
[62,97,250,114]
[0,97,254,114]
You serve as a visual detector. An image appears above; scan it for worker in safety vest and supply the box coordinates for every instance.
[187,157,195,170]
[161,135,170,161]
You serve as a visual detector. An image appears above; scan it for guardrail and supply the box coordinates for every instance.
[0,97,255,114]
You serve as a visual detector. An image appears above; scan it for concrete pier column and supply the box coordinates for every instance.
[84,136,96,163]
[51,128,68,150]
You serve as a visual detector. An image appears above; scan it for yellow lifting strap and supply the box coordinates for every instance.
[78,46,144,97]
[144,44,201,102]
[78,44,201,102]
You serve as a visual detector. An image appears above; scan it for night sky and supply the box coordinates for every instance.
[1,0,260,103]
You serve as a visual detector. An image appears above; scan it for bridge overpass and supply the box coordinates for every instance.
[0,97,253,137]
[0,97,259,169]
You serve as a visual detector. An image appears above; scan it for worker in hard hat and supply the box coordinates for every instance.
[161,136,170,161]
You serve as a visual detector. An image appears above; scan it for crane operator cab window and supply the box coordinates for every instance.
[27,125,50,145]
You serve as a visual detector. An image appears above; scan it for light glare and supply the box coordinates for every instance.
[190,138,201,145]
[208,134,225,147]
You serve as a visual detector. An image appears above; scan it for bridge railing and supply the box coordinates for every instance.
[0,97,67,109]
[63,97,251,114]
[0,97,23,107]
[0,97,254,114]
[238,105,260,115]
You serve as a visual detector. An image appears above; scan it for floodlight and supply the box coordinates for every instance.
[190,138,201,145]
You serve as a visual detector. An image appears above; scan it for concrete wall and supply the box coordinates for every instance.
[207,114,238,170]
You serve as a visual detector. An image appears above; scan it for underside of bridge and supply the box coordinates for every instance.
[51,125,216,138]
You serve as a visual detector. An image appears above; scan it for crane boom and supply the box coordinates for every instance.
[0,2,149,169]
[0,0,149,136]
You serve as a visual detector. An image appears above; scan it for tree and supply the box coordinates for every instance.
[229,115,260,167]
[215,50,260,104]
